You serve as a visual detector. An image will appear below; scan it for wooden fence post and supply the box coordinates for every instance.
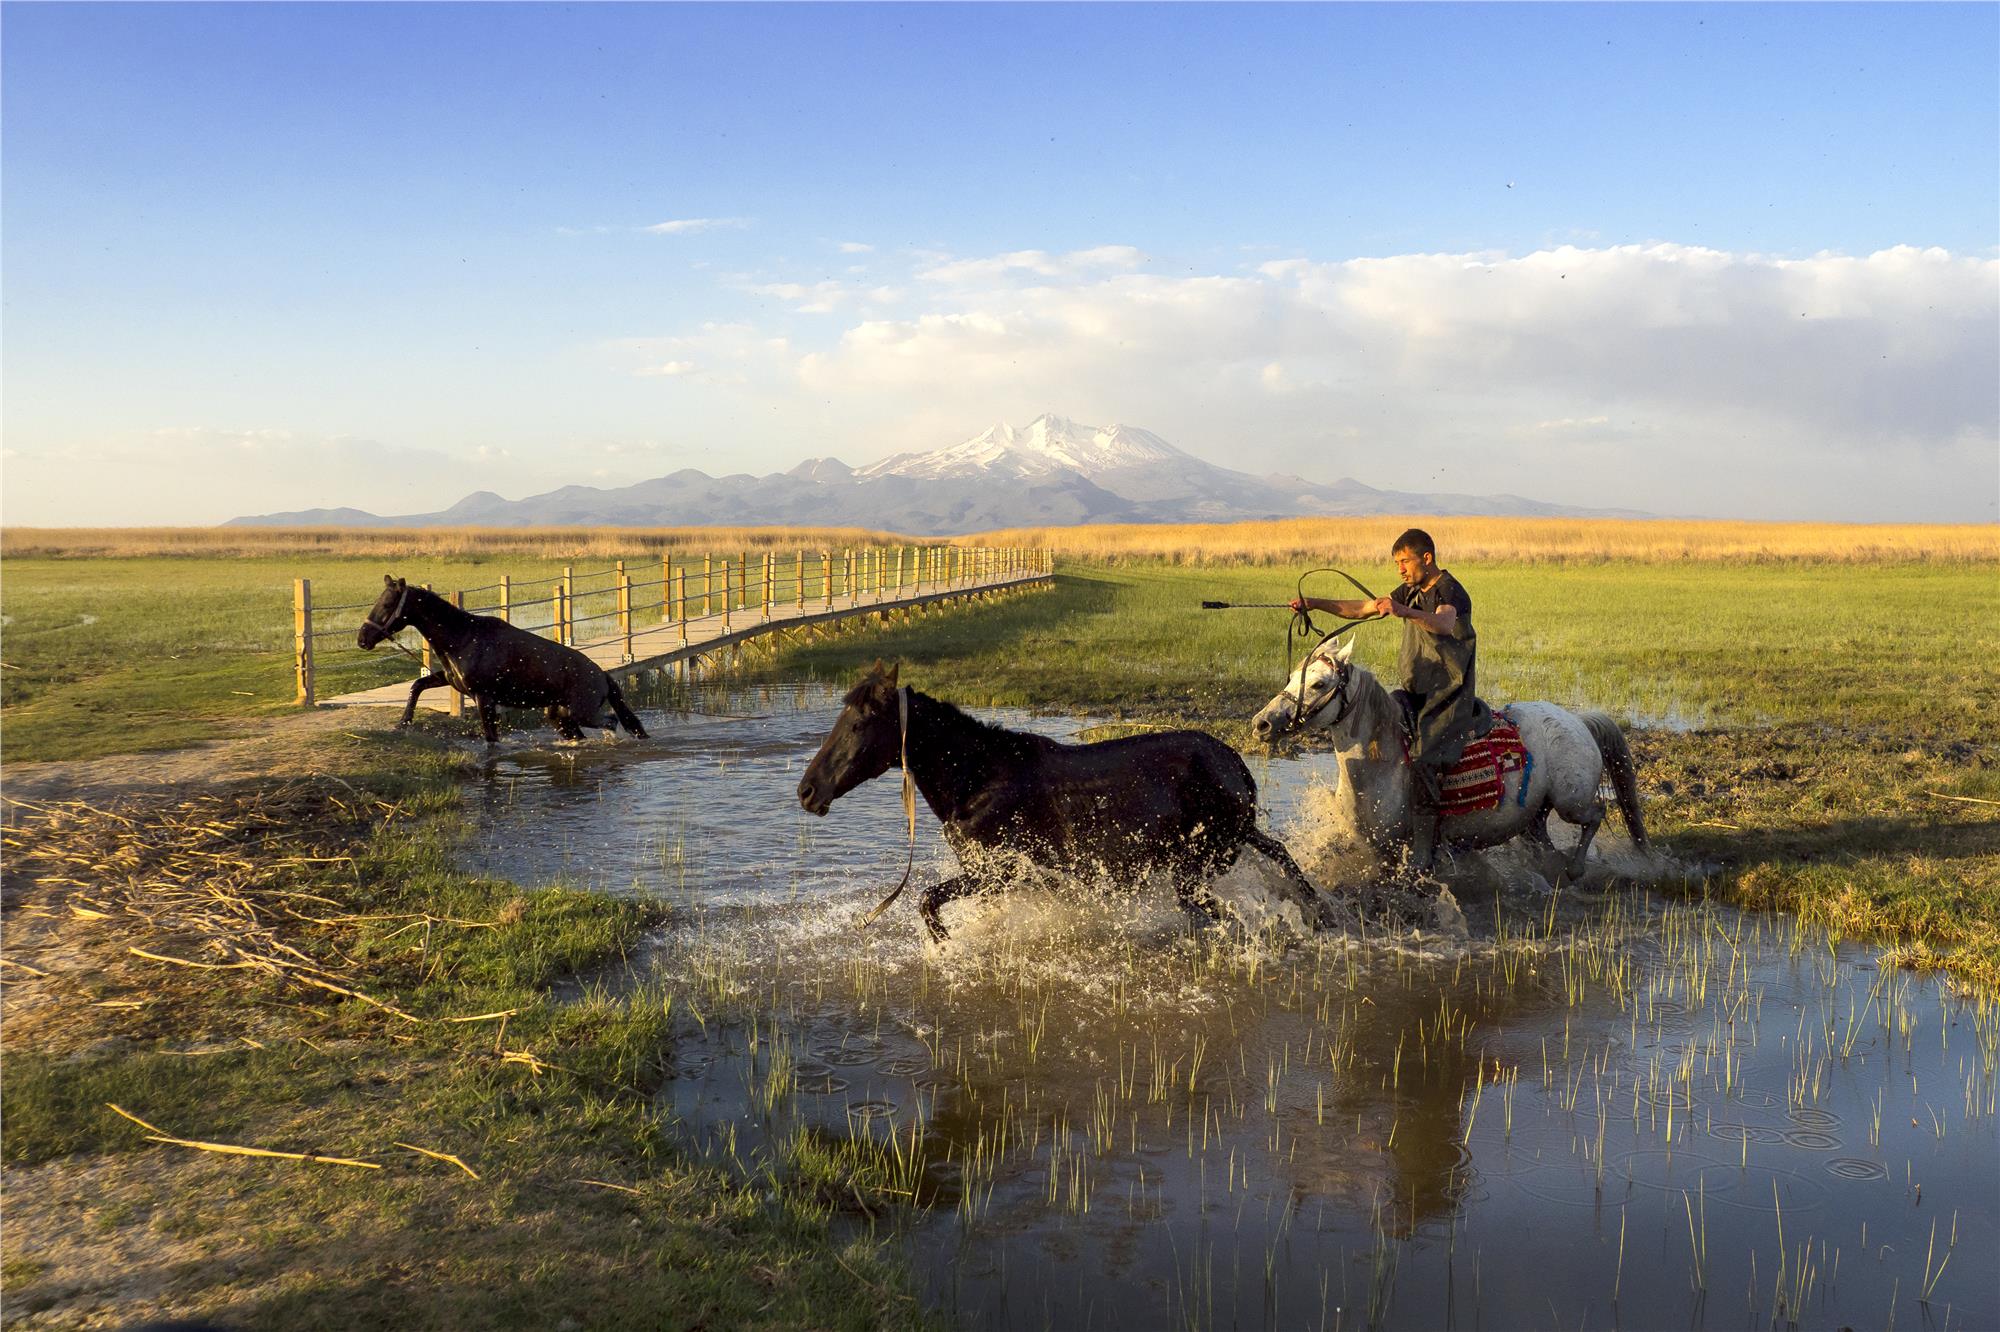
[822,551,833,609]
[845,549,855,606]
[895,546,904,594]
[560,567,574,644]
[762,552,773,620]
[722,559,732,630]
[703,554,714,616]
[448,592,465,717]
[796,550,806,607]
[618,566,633,660]
[677,570,688,644]
[499,574,512,624]
[293,578,315,706]
[661,555,672,624]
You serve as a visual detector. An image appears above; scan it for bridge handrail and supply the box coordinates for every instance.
[292,544,1054,707]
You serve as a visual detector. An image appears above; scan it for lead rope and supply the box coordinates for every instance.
[1287,567,1384,729]
[859,685,917,928]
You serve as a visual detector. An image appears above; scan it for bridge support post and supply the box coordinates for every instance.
[448,592,465,717]
[293,578,315,707]
[618,567,633,660]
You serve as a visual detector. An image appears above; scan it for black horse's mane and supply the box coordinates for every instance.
[847,679,1041,756]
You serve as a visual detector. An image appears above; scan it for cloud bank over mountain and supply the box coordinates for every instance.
[230,414,1646,533]
[625,242,1998,523]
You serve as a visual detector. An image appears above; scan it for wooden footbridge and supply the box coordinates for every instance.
[294,545,1052,714]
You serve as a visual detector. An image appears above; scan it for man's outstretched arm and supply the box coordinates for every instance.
[1289,596,1377,619]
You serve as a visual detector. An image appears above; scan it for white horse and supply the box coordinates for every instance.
[1250,637,1646,882]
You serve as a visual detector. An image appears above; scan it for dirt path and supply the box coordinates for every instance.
[2,707,402,808]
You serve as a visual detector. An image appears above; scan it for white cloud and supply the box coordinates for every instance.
[917,245,1149,285]
[837,241,874,254]
[644,217,752,236]
[693,242,1995,520]
[637,360,697,378]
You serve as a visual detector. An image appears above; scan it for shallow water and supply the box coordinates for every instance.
[460,682,2000,1330]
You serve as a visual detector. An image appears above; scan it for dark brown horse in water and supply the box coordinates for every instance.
[356,576,647,743]
[797,662,1325,941]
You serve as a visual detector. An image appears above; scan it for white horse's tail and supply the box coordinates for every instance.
[1581,712,1647,849]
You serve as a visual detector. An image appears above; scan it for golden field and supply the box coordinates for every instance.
[974,516,2000,564]
[3,517,1995,564]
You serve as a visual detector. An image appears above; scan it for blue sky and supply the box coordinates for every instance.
[5,2,1995,524]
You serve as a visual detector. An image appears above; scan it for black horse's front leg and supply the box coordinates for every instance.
[476,695,500,745]
[919,875,1000,942]
[398,672,449,729]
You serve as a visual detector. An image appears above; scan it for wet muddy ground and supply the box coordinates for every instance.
[460,683,1998,1330]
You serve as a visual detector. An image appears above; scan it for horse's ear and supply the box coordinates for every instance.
[884,661,899,688]
[384,574,395,588]
[1335,636,1357,663]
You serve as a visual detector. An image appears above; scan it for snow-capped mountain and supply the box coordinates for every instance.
[228,415,1646,531]
[857,414,1188,481]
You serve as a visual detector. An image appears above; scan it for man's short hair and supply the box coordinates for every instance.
[1391,528,1436,559]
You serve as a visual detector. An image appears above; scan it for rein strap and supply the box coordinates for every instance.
[859,685,917,929]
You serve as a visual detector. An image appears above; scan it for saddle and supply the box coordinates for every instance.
[1387,691,1531,819]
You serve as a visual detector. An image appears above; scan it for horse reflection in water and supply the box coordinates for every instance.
[797,661,1325,940]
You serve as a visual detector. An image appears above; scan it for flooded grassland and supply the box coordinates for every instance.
[465,683,2000,1331]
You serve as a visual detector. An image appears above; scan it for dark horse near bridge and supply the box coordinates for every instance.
[798,662,1324,941]
[356,576,647,744]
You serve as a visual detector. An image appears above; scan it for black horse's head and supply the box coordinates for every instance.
[357,576,413,650]
[798,660,903,816]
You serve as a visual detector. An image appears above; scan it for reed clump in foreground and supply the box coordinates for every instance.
[971,517,2000,566]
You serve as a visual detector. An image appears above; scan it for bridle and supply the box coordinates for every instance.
[1290,652,1357,733]
[366,582,412,639]
[364,584,426,666]
[859,685,917,929]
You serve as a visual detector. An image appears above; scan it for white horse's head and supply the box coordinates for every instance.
[1251,635,1367,745]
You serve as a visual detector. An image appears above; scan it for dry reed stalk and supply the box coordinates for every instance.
[394,1141,482,1180]
[107,1104,382,1170]
[1925,790,2000,808]
[575,1179,643,1195]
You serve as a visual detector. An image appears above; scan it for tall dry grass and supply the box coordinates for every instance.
[969,517,2000,565]
[0,525,923,561]
[3,516,1993,564]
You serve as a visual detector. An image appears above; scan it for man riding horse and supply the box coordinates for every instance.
[1291,528,1492,877]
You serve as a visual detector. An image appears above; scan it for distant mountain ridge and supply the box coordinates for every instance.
[227,413,1646,532]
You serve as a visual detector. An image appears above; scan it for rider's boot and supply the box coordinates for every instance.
[1401,764,1445,886]
[1407,809,1441,881]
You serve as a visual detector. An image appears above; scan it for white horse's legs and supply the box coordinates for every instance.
[1565,799,1605,881]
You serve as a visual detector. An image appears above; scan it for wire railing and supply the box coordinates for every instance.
[293,544,1054,707]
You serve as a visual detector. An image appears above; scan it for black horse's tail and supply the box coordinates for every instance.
[606,680,648,738]
[1582,712,1645,849]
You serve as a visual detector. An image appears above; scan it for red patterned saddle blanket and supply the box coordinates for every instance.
[1435,713,1531,818]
